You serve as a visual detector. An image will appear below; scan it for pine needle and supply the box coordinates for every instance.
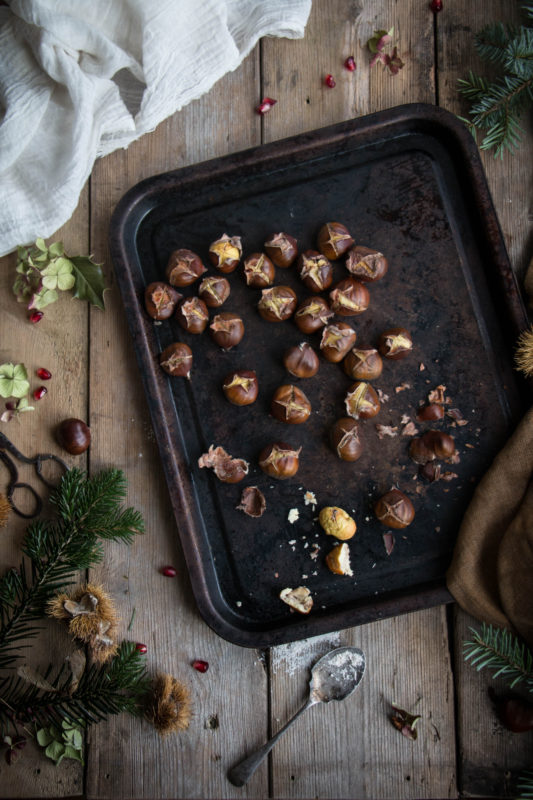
[463,624,533,691]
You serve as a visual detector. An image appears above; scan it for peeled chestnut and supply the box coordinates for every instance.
[176,297,209,334]
[330,417,363,462]
[159,342,193,378]
[294,297,333,334]
[297,250,333,292]
[345,381,380,420]
[346,245,388,282]
[258,441,301,479]
[329,278,370,316]
[257,286,298,321]
[210,312,245,349]
[343,346,383,381]
[198,276,230,307]
[320,323,357,363]
[243,253,275,288]
[56,418,91,455]
[283,342,319,378]
[378,327,413,359]
[374,488,415,529]
[208,233,242,273]
[271,384,311,424]
[222,370,258,405]
[165,248,206,287]
[144,282,181,320]
[264,232,298,267]
[317,222,354,260]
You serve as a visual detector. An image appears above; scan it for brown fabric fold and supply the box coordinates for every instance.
[446,407,533,648]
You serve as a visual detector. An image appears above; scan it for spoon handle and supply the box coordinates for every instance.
[228,697,317,787]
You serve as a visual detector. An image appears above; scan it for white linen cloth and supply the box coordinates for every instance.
[0,0,311,257]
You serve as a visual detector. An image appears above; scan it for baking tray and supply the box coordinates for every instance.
[109,103,529,648]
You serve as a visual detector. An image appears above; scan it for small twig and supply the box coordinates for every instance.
[127,608,136,631]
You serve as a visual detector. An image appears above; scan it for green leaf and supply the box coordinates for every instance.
[62,744,83,764]
[35,238,47,252]
[30,288,59,310]
[70,255,107,310]
[0,363,30,399]
[36,728,54,747]
[48,241,64,257]
[45,740,65,764]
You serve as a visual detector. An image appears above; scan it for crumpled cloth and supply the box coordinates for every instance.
[0,0,311,257]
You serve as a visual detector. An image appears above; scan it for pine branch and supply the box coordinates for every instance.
[475,22,517,65]
[518,770,533,799]
[463,624,533,690]
[505,26,533,76]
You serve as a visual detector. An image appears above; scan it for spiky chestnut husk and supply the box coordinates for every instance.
[147,673,192,736]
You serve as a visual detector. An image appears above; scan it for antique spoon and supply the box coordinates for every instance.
[227,646,366,787]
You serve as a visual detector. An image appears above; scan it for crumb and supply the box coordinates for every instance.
[236,601,242,607]
[401,421,419,436]
[377,388,389,403]
[288,539,296,545]
[419,363,425,371]
[375,424,398,438]
[400,413,411,424]
[395,383,411,393]
[288,509,299,524]
[303,490,317,508]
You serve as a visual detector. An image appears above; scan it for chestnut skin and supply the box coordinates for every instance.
[56,418,91,455]
[330,418,363,462]
[294,296,333,334]
[320,323,357,363]
[175,296,209,334]
[374,488,415,529]
[258,441,301,479]
[345,245,388,282]
[222,370,258,406]
[165,248,206,287]
[159,342,193,378]
[198,276,230,308]
[345,381,380,420]
[271,385,311,424]
[329,278,370,316]
[208,234,242,273]
[257,286,298,321]
[378,327,413,359]
[243,253,275,288]
[144,282,182,320]
[297,250,333,292]
[283,342,319,378]
[317,222,354,260]
[343,346,383,381]
[210,312,245,349]
[264,232,298,268]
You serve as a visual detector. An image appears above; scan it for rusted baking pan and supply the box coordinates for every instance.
[109,103,529,648]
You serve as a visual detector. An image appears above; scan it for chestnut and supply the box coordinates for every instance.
[176,297,209,334]
[222,370,258,405]
[264,232,298,267]
[343,346,383,381]
[258,441,301,479]
[271,384,311,424]
[329,278,370,316]
[294,297,334,334]
[208,233,242,273]
[159,342,193,378]
[374,488,415,529]
[346,245,388,282]
[243,253,275,288]
[198,445,248,483]
[317,222,354,260]
[144,282,181,320]
[198,276,230,307]
[257,286,298,321]
[330,417,363,462]
[320,323,357,363]
[297,250,333,292]
[409,430,456,464]
[378,327,413,359]
[165,248,206,287]
[210,312,245,349]
[345,381,380,420]
[416,403,445,422]
[56,418,91,455]
[283,342,319,378]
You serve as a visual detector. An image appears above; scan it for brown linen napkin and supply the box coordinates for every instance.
[446,406,533,648]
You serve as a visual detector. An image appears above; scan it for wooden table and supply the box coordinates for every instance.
[1,2,532,798]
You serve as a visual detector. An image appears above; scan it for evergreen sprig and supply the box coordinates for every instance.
[463,624,533,690]
[518,770,533,799]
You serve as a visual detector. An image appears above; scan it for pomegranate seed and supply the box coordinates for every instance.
[33,386,47,400]
[5,401,16,411]
[430,0,443,11]
[36,368,52,380]
[324,74,336,88]
[256,97,277,115]
[29,310,44,323]
[344,56,356,71]
[161,565,177,577]
[192,659,209,673]
[135,643,147,654]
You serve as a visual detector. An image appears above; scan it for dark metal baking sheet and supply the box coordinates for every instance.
[109,103,529,648]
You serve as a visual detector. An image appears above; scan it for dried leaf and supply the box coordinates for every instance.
[17,665,57,692]
[390,704,421,740]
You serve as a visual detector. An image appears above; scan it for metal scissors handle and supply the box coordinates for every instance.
[0,432,69,519]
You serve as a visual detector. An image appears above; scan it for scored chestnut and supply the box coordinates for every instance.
[159,342,193,378]
[264,232,298,268]
[329,278,370,316]
[294,297,334,334]
[175,297,209,334]
[271,384,311,424]
[343,346,383,381]
[210,312,245,349]
[208,233,242,273]
[297,250,333,292]
[320,323,357,363]
[317,222,354,260]
[345,245,388,282]
[345,381,380,420]
[243,253,275,288]
[55,418,91,455]
[283,342,320,378]
[378,327,413,359]
[165,248,206,287]
[144,282,181,320]
[222,370,258,406]
[258,441,301,479]
[257,285,298,321]
[374,488,415,529]
[198,276,230,308]
[330,418,363,462]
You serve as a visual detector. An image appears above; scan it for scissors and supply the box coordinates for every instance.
[0,432,69,519]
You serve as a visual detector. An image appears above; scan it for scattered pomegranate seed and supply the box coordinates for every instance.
[29,310,44,323]
[192,659,209,673]
[255,97,277,115]
[324,74,336,88]
[344,56,356,71]
[36,368,52,380]
[33,386,47,400]
[161,565,177,577]
[430,0,443,11]
[135,643,148,654]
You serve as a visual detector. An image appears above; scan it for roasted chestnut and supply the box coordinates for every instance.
[343,346,383,381]
[258,441,301,479]
[198,275,230,307]
[294,297,333,334]
[378,327,413,359]
[374,488,415,529]
[330,417,363,462]
[222,370,258,405]
[329,278,370,316]
[257,285,298,321]
[344,381,380,420]
[320,323,357,363]
[243,253,275,288]
[283,342,320,378]
[208,234,242,273]
[210,312,245,349]
[416,403,445,422]
[264,232,298,267]
[346,245,388,282]
[159,342,193,378]
[144,282,181,320]
[175,297,209,334]
[271,384,311,424]
[317,222,354,260]
[297,250,333,292]
[409,430,456,465]
[165,248,206,287]
[55,418,91,455]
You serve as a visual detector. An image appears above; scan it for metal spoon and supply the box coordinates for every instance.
[227,646,366,787]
